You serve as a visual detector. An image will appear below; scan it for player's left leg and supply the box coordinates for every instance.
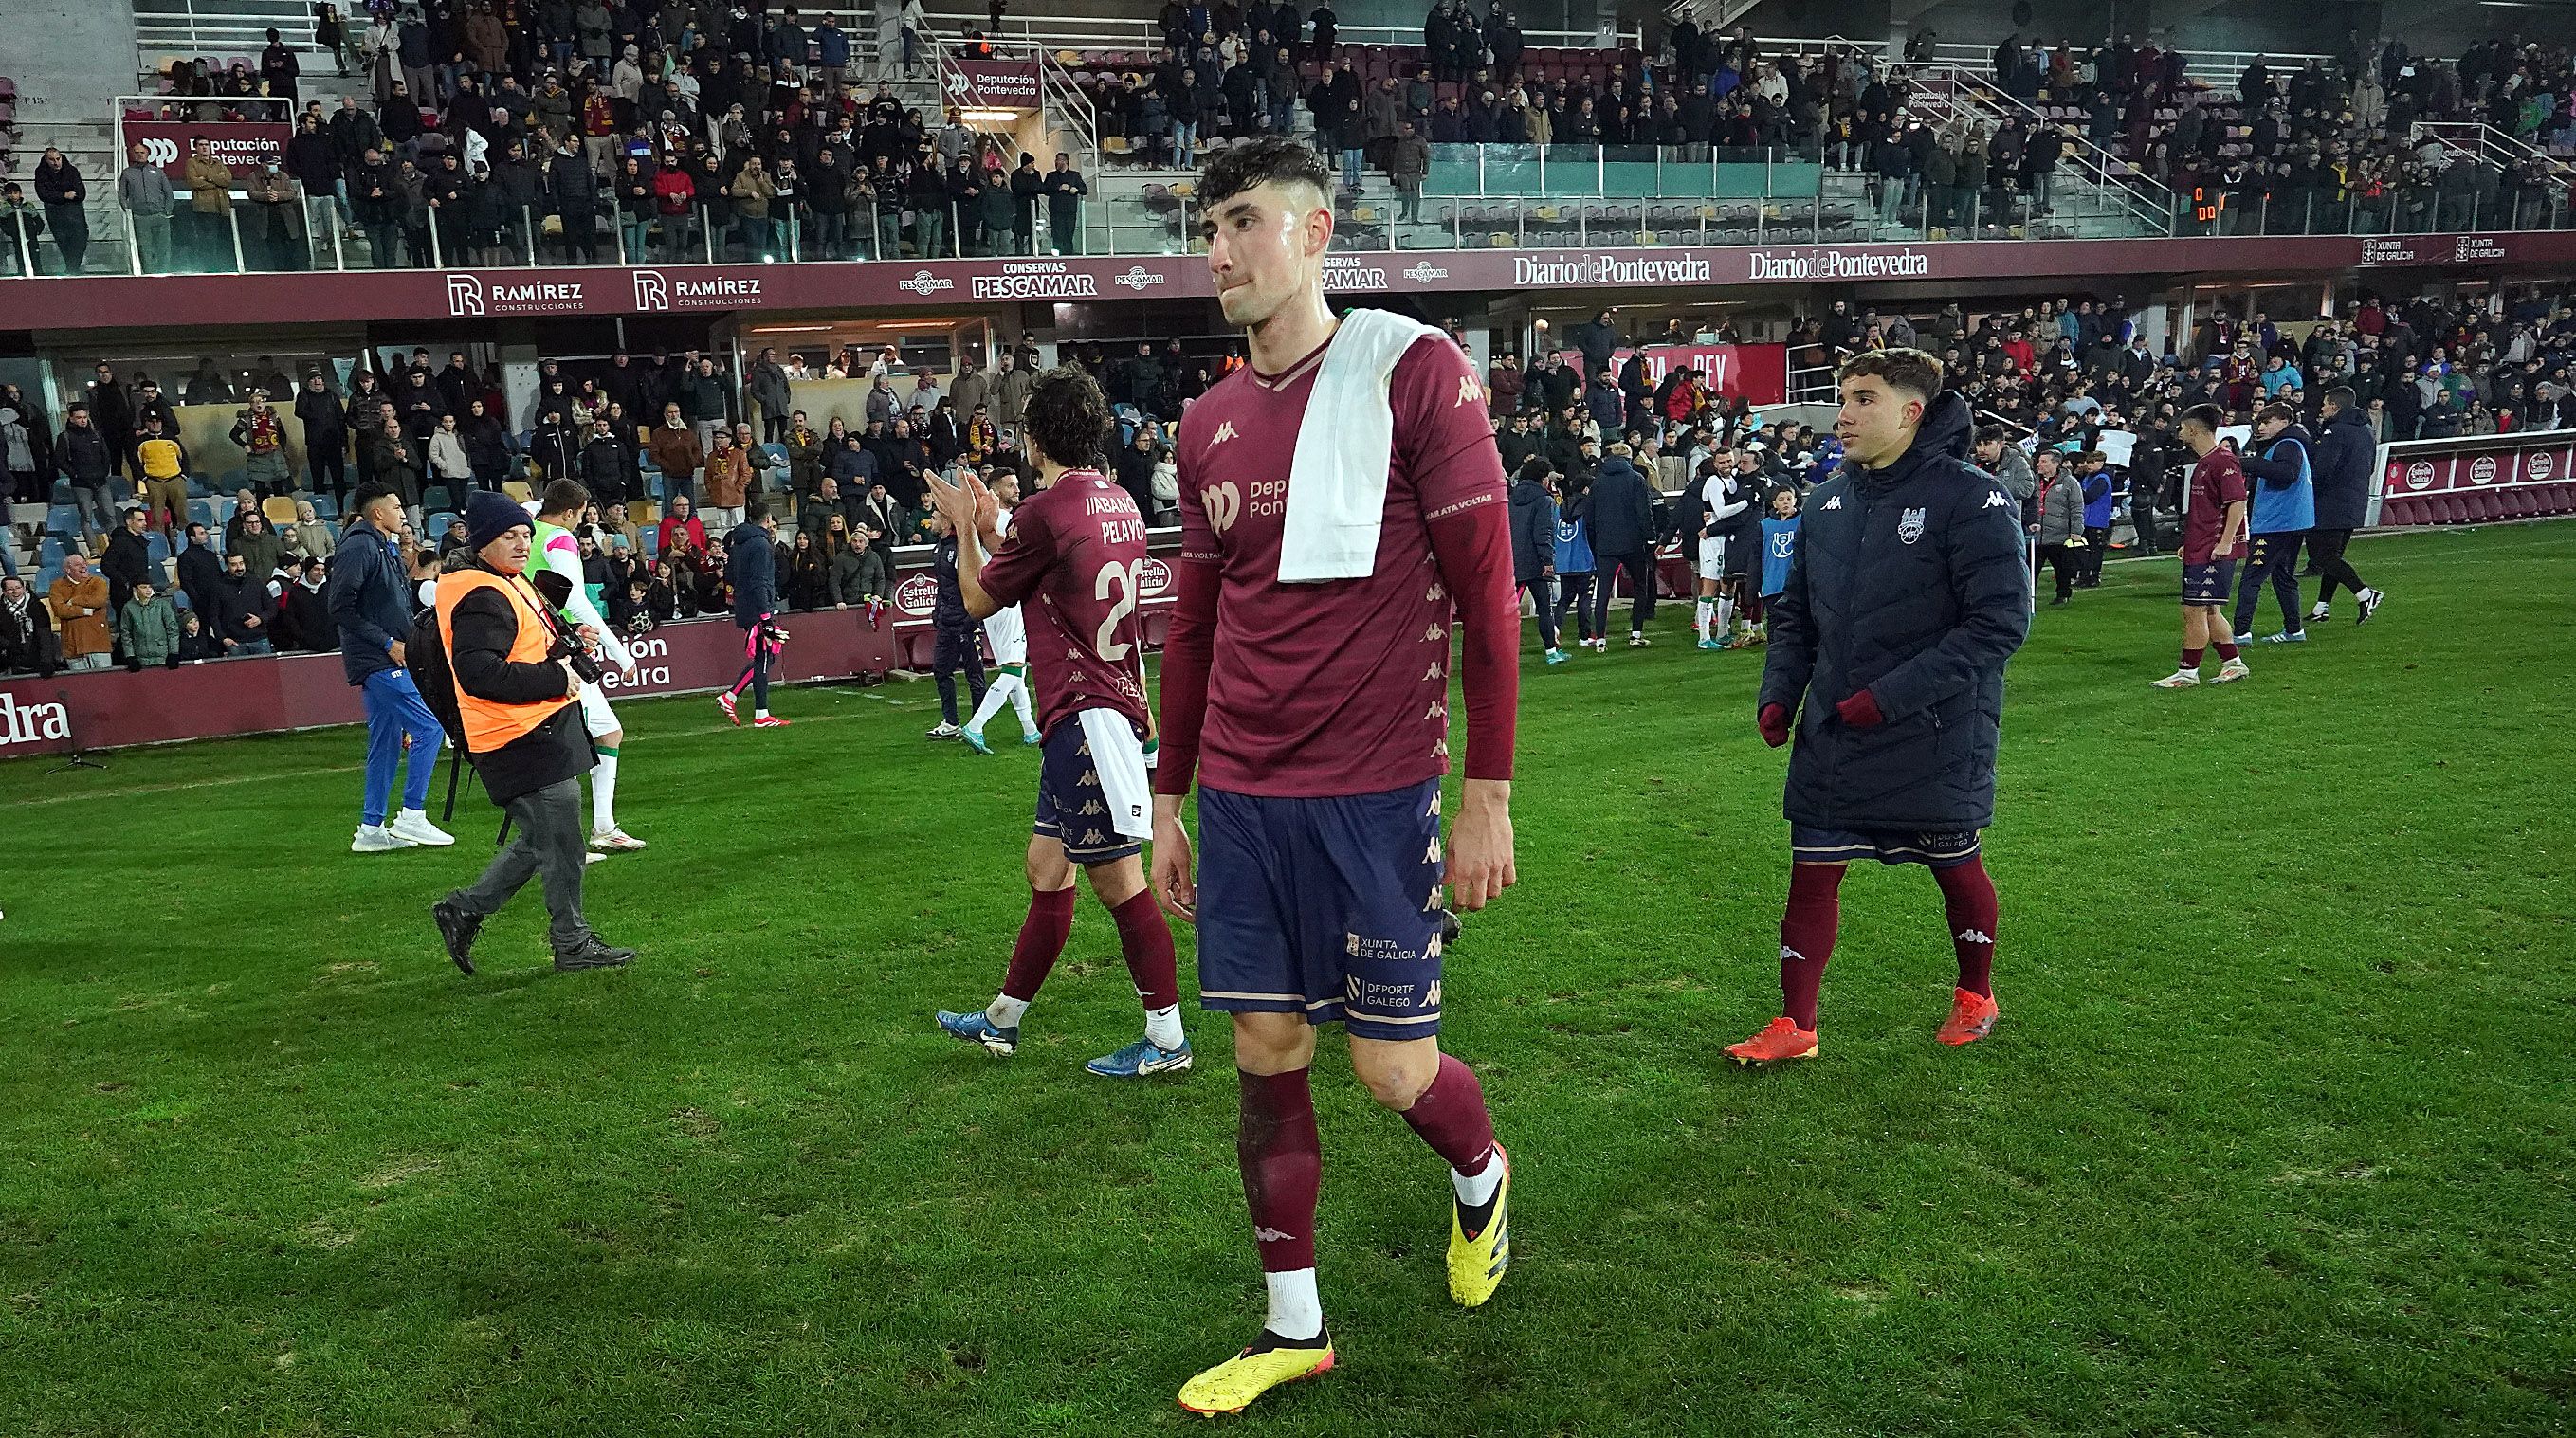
[580,683,645,850]
[1926,842,2001,1046]
[1350,1034,1511,1308]
[961,664,1021,754]
[2263,530,2308,642]
[1076,851,1192,1077]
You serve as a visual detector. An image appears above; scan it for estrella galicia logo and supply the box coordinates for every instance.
[446,274,485,317]
[1897,506,1927,545]
[631,269,670,311]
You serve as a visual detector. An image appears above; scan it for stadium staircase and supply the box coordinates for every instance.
[1886,61,2180,238]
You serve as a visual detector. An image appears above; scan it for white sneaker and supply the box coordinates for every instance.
[2213,657,2251,683]
[351,824,413,853]
[2231,633,2255,646]
[2150,668,2201,689]
[591,828,648,852]
[389,810,456,846]
[2308,603,2331,623]
[583,849,607,865]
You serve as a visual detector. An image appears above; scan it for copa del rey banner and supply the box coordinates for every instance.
[119,119,291,180]
[1549,343,1791,408]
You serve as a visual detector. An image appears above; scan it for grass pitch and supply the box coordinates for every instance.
[3,523,2571,1437]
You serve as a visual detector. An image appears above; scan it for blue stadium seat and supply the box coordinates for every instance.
[46,504,82,538]
[146,532,171,566]
[186,477,213,498]
[641,528,659,560]
[188,498,217,529]
[428,511,459,540]
[423,486,453,513]
[38,537,65,568]
[311,493,339,519]
[49,480,72,504]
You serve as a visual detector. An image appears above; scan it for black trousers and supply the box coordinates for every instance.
[1591,551,1656,636]
[933,618,986,723]
[2079,525,2110,582]
[2232,531,2306,636]
[2128,498,2162,555]
[2309,527,2367,604]
[2037,542,2077,601]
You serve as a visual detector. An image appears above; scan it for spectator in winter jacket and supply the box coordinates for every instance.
[100,508,156,615]
[119,580,184,668]
[1,574,61,675]
[2031,449,2085,604]
[208,553,276,655]
[830,530,892,606]
[48,555,114,669]
[1580,442,1660,644]
[2074,451,2115,586]
[2305,388,2384,623]
[119,143,177,273]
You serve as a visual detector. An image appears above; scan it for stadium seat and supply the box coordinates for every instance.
[188,499,217,529]
[46,504,81,538]
[503,481,534,502]
[423,486,454,513]
[49,480,72,505]
[146,532,170,566]
[38,537,65,568]
[428,511,458,539]
[311,494,338,519]
[261,496,299,525]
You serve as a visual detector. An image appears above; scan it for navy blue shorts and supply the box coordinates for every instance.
[1792,825,1982,870]
[1032,711,1153,865]
[2182,559,2238,606]
[1196,778,1446,1041]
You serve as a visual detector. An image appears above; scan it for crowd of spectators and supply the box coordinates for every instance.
[97,0,1094,273]
[3,328,1233,675]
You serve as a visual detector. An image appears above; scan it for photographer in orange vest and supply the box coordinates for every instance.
[429,492,636,977]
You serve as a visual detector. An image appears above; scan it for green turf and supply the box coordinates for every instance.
[3,523,2571,1437]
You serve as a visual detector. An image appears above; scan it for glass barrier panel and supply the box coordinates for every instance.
[1541,144,1601,197]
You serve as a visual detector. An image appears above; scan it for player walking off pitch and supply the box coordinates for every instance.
[1151,138,1523,1415]
[1729,349,2031,1065]
[531,481,647,853]
[927,368,1190,1079]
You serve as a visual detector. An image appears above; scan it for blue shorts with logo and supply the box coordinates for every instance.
[1196,778,1446,1041]
[1792,824,1983,871]
[1032,712,1153,865]
[2182,559,2238,606]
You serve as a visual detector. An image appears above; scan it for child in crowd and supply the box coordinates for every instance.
[1753,486,1800,648]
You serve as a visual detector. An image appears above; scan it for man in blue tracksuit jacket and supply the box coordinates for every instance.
[2232,402,2317,643]
[2075,449,2116,586]
[326,481,451,852]
[1729,349,2031,1065]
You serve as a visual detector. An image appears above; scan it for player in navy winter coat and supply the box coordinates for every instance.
[1731,349,2030,1065]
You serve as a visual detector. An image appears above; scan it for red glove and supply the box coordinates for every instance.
[1758,703,1791,748]
[1836,689,1886,729]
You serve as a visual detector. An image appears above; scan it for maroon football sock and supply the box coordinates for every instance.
[1238,1068,1321,1272]
[1935,857,1999,999]
[1780,862,1846,1030]
[999,884,1078,1003]
[2214,638,2240,661]
[1398,1053,1497,1175]
[1106,887,1180,1011]
[2182,646,2204,670]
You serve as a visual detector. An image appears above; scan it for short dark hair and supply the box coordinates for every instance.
[2324,385,2357,411]
[351,481,402,514]
[1198,136,1331,212]
[1972,423,2008,445]
[1022,365,1114,471]
[2181,403,2225,434]
[746,501,771,524]
[540,478,590,515]
[1838,347,1945,402]
[2255,402,2297,427]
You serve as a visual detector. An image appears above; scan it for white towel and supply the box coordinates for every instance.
[1278,308,1443,583]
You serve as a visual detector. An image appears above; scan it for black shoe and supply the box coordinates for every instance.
[432,898,482,975]
[554,937,636,972]
[2050,594,2070,606]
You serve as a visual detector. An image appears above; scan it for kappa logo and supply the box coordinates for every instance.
[1253,1226,1297,1244]
[1077,771,1099,788]
[1956,929,1995,945]
[1423,700,1446,721]
[897,268,955,296]
[1078,799,1105,816]
[1426,792,1441,816]
[631,269,670,310]
[1211,420,1239,446]
[1423,887,1444,912]
[1781,945,1806,962]
[1425,580,1445,602]
[1422,623,1448,643]
[446,274,486,317]
[1897,506,1927,545]
[1982,490,2010,509]
[1822,495,1843,510]
[1082,828,1105,845]
[1432,738,1450,762]
[1204,479,1242,535]
[1456,375,1482,408]
[1424,836,1443,864]
[1422,979,1441,1009]
[1423,661,1447,681]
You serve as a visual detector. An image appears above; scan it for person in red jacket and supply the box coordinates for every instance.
[650,164,697,261]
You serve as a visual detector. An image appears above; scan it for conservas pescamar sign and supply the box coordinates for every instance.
[971,261,1097,300]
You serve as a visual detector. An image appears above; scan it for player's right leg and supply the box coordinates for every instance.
[581,685,646,851]
[936,831,1073,1058]
[1727,854,1846,1065]
[1179,1010,1336,1417]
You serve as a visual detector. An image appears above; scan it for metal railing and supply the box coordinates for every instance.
[924,9,1639,55]
[1887,62,2178,237]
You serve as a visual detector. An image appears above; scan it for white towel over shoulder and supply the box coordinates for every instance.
[1277,308,1444,583]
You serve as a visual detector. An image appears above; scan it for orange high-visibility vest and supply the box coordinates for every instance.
[434,567,574,757]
